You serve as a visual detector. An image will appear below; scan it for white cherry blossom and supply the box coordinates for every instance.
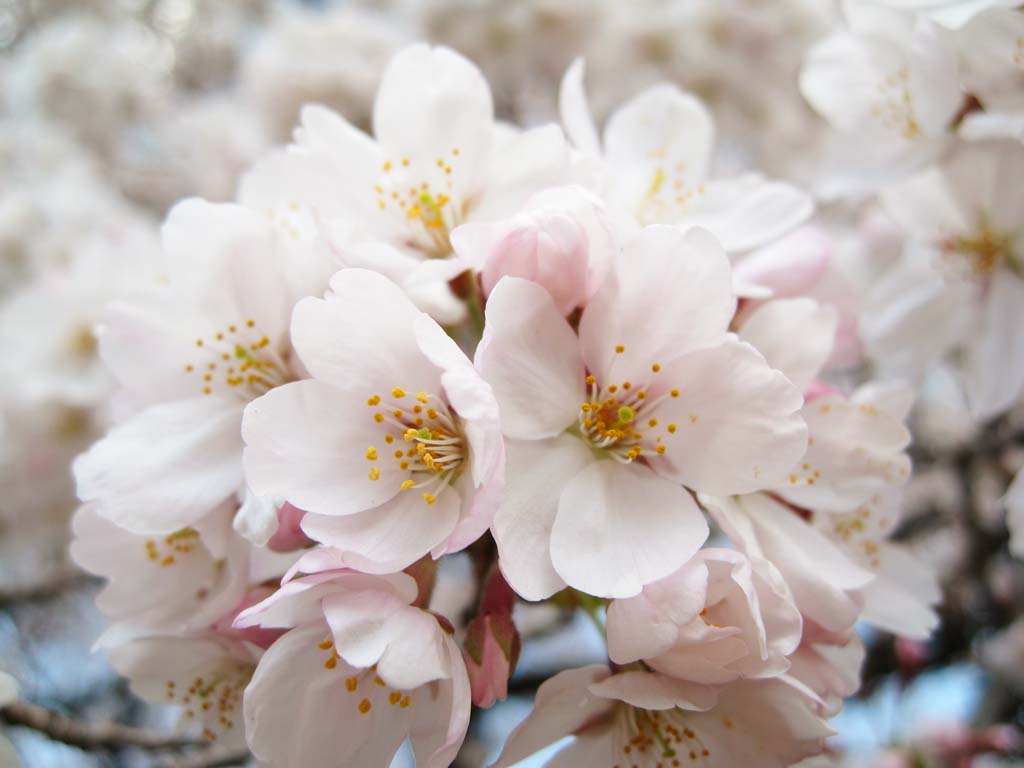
[478,225,806,599]
[234,569,470,768]
[242,268,503,573]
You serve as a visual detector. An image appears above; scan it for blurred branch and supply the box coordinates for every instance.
[155,746,252,768]
[0,568,94,606]
[0,699,203,751]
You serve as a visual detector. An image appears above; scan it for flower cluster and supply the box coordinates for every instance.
[64,38,952,767]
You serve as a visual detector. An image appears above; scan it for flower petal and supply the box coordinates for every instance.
[550,460,708,598]
[492,436,593,601]
[648,339,807,495]
[476,277,584,439]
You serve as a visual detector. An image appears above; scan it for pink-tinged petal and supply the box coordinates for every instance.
[235,571,417,630]
[299,487,460,572]
[242,379,403,517]
[492,436,593,601]
[738,299,837,393]
[673,677,833,766]
[492,665,614,768]
[706,494,872,633]
[588,670,718,711]
[967,268,1024,420]
[777,394,911,513]
[410,633,472,768]
[440,464,503,556]
[558,59,602,158]
[603,84,714,201]
[243,624,408,767]
[414,314,504,489]
[322,590,450,690]
[647,339,806,495]
[265,502,313,553]
[74,397,242,534]
[550,460,708,598]
[682,176,814,253]
[606,563,709,663]
[290,268,441,393]
[731,227,831,300]
[476,277,584,439]
[580,226,735,386]
[373,44,493,188]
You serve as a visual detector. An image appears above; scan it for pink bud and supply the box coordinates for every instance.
[266,502,312,552]
[462,614,520,709]
[479,212,590,315]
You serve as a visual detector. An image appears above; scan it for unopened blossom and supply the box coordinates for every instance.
[235,569,470,767]
[108,635,258,747]
[881,139,1024,418]
[478,225,806,599]
[494,665,832,768]
[273,44,573,321]
[73,199,309,539]
[606,548,803,685]
[559,61,813,252]
[70,503,250,648]
[242,268,503,573]
[451,185,615,315]
[800,2,962,184]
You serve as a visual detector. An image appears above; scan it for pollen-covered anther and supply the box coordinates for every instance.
[185,320,290,400]
[578,373,683,464]
[366,386,467,506]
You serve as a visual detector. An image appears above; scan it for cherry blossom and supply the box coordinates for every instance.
[478,224,806,599]
[242,268,503,573]
[234,569,470,767]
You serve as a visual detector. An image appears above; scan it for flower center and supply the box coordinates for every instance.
[872,66,921,140]
[940,225,1014,280]
[143,527,199,568]
[614,705,714,765]
[374,149,467,258]
[166,661,252,742]
[365,387,466,506]
[577,347,680,463]
[316,640,412,716]
[636,160,707,225]
[185,319,292,402]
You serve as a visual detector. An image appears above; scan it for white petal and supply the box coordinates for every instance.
[373,44,493,184]
[476,277,584,439]
[558,59,602,158]
[300,488,459,573]
[550,460,708,598]
[492,436,593,601]
[967,268,1024,420]
[291,268,441,393]
[322,590,450,690]
[739,299,837,393]
[492,665,613,768]
[683,176,814,253]
[603,84,714,210]
[244,624,409,766]
[74,397,242,533]
[587,670,718,711]
[859,542,940,638]
[648,340,807,495]
[242,379,403,517]
[579,226,735,386]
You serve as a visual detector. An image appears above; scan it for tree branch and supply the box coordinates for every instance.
[0,699,204,751]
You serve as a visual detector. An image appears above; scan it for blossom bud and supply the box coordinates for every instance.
[462,613,520,709]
